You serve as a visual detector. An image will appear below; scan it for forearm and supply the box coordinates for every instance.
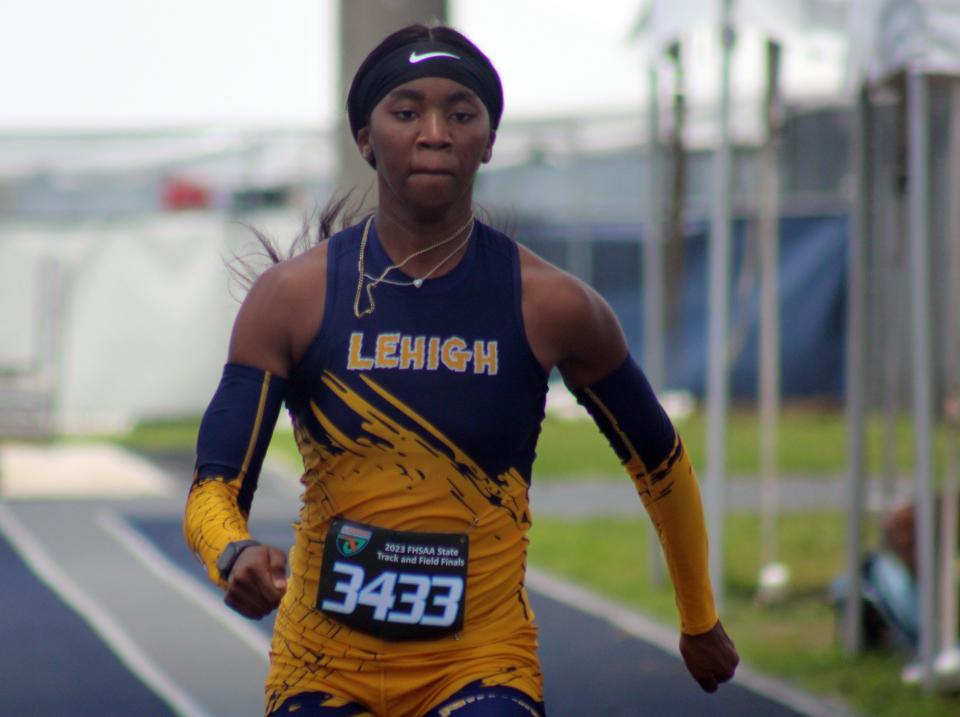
[184,478,253,588]
[183,363,286,588]
[626,437,717,635]
[574,355,717,635]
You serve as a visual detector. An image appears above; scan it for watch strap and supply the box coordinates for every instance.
[217,539,262,581]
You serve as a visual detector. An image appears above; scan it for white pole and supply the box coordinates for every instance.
[645,63,667,588]
[906,70,937,693]
[843,84,871,657]
[880,108,905,517]
[938,80,960,657]
[564,121,592,285]
[758,39,782,575]
[705,0,735,613]
[644,71,665,429]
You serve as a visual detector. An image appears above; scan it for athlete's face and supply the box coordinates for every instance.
[357,77,496,216]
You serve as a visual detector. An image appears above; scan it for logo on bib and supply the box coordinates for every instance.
[336,523,372,557]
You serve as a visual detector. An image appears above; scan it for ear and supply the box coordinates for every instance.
[481,130,496,164]
[356,127,376,168]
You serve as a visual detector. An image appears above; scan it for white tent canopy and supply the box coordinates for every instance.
[848,0,960,85]
[638,0,848,56]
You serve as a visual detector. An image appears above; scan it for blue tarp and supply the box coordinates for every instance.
[517,214,848,399]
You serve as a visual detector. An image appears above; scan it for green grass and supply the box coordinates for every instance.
[528,513,960,717]
[673,409,850,477]
[80,416,303,472]
[536,408,955,480]
[89,407,953,483]
[98,418,204,453]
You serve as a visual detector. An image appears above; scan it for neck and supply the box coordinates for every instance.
[373,199,475,276]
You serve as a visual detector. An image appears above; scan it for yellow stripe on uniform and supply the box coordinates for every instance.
[240,371,273,478]
[582,386,642,465]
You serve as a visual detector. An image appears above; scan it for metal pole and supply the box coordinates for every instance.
[843,84,871,657]
[645,63,667,588]
[564,121,592,285]
[906,70,937,693]
[665,41,688,331]
[938,79,960,656]
[758,39,782,573]
[705,0,735,612]
[882,97,907,517]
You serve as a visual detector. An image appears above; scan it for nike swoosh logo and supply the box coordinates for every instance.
[409,50,460,64]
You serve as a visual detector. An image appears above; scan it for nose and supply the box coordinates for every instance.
[416,110,451,149]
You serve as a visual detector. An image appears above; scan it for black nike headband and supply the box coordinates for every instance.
[347,40,503,140]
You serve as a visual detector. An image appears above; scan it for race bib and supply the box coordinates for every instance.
[317,518,469,641]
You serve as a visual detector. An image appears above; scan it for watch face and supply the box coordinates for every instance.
[218,540,259,578]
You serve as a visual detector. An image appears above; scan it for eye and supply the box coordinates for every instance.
[391,109,417,122]
[451,112,475,124]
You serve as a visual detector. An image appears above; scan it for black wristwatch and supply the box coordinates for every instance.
[216,539,262,581]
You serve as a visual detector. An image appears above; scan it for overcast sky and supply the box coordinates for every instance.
[0,0,848,131]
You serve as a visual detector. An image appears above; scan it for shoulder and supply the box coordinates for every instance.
[229,241,330,376]
[518,245,598,324]
[247,240,329,310]
[518,244,627,387]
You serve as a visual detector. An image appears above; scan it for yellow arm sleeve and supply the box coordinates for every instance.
[626,437,718,635]
[183,477,252,589]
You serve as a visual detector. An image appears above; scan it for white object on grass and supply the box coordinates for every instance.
[756,561,791,605]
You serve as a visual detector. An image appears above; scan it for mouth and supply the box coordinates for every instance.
[409,169,455,177]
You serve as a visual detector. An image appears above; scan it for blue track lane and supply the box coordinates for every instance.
[0,529,176,716]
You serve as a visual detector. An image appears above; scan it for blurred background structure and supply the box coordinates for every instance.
[0,0,859,437]
[2,0,960,706]
[842,0,960,693]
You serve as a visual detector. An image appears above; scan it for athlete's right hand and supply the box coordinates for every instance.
[679,619,739,693]
[224,544,288,619]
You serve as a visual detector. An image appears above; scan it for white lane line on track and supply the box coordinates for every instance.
[0,502,214,717]
[97,509,271,662]
[525,566,861,717]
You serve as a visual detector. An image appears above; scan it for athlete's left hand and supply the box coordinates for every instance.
[679,619,739,692]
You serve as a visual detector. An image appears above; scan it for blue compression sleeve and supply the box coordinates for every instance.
[193,363,287,514]
[572,355,676,471]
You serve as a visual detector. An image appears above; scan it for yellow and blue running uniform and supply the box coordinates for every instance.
[184,218,716,716]
[188,220,549,715]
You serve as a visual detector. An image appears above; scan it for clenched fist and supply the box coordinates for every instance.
[679,619,739,693]
[224,544,288,620]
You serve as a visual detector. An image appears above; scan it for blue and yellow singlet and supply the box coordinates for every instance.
[265,220,549,712]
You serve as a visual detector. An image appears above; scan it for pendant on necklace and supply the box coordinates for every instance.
[413,278,423,288]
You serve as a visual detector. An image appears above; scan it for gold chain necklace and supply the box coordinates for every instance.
[353,214,475,318]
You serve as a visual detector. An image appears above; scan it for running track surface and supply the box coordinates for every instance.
[0,488,852,716]
[0,527,174,717]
